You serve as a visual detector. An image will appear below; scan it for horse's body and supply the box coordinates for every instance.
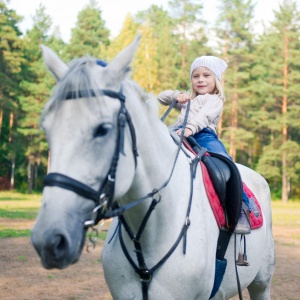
[31,37,275,300]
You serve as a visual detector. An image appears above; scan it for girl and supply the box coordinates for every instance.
[157,56,251,234]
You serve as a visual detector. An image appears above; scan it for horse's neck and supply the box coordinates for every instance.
[120,122,192,245]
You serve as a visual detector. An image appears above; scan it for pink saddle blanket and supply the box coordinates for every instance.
[201,161,263,229]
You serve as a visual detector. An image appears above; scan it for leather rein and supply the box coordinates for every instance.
[43,89,204,299]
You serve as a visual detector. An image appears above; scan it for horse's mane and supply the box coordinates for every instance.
[41,57,100,121]
[40,56,157,126]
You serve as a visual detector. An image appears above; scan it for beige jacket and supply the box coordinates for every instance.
[157,90,223,134]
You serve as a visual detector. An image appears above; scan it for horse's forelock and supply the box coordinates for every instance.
[41,58,156,128]
[41,57,102,120]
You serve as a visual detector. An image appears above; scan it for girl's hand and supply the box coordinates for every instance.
[176,128,193,137]
[176,93,190,104]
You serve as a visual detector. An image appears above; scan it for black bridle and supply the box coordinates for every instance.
[43,88,202,299]
[43,89,139,226]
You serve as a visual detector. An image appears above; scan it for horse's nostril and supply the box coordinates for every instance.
[55,234,67,252]
[46,233,69,259]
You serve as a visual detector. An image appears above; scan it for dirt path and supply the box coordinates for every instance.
[0,226,299,299]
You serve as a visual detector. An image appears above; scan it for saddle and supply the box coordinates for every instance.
[186,136,242,229]
[185,136,244,298]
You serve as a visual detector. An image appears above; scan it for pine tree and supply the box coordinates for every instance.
[215,0,256,163]
[168,0,206,89]
[18,4,57,192]
[100,14,138,62]
[0,1,24,189]
[254,0,300,201]
[64,0,110,59]
[135,5,179,93]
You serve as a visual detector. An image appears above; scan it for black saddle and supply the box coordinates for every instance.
[187,136,242,229]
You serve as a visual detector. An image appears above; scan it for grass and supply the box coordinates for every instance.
[0,191,41,219]
[0,192,41,238]
[0,191,299,242]
[272,202,300,226]
[0,229,31,238]
[0,191,107,240]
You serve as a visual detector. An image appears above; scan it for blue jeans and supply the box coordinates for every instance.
[193,128,250,211]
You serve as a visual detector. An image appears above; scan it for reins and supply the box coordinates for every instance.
[102,99,192,219]
[160,100,244,300]
[110,99,205,300]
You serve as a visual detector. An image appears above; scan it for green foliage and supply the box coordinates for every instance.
[2,0,300,201]
[64,0,110,59]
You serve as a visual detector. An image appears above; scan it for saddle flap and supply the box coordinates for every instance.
[208,151,243,228]
[202,156,230,206]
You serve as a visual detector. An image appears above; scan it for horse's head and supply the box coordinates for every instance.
[31,36,145,269]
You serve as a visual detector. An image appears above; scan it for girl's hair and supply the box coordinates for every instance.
[190,68,226,102]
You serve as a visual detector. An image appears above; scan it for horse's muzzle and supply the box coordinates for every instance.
[31,226,86,269]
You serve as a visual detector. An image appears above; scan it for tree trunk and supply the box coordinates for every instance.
[218,42,228,137]
[27,155,35,194]
[27,160,33,194]
[0,109,3,137]
[8,112,14,142]
[229,64,238,160]
[281,30,289,203]
[10,156,15,190]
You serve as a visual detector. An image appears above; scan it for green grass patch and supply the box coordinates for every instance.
[0,191,110,240]
[0,191,41,201]
[87,230,107,241]
[1,191,298,243]
[272,201,300,227]
[18,255,27,262]
[0,229,31,238]
[0,208,39,219]
[0,191,41,221]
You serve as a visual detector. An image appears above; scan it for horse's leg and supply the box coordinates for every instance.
[247,278,272,300]
[247,240,275,300]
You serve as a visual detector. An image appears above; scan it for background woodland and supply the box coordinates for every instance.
[1,0,300,202]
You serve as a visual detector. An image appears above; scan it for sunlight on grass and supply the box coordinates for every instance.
[0,191,41,220]
[272,202,300,227]
[0,191,41,201]
[1,192,299,243]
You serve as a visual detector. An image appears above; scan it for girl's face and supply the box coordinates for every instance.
[191,67,216,95]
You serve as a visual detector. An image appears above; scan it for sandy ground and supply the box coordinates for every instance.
[0,222,299,300]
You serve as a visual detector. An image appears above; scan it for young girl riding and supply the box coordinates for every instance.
[157,56,251,234]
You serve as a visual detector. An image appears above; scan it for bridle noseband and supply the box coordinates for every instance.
[43,88,138,226]
[43,85,199,300]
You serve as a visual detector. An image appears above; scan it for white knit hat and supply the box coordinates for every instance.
[190,56,227,81]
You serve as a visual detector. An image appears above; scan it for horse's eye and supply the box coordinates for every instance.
[94,123,113,137]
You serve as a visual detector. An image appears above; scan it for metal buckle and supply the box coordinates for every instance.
[108,174,115,182]
[84,195,108,228]
[86,221,106,253]
[140,270,152,283]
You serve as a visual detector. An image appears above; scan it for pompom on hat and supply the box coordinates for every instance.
[190,56,227,81]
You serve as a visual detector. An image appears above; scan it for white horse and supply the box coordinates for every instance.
[31,36,275,300]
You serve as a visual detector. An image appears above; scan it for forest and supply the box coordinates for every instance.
[1,0,300,202]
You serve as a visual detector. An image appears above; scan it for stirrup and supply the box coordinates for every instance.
[236,235,249,267]
[234,209,251,235]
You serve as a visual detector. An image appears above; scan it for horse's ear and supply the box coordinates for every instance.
[107,35,141,80]
[40,45,69,81]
